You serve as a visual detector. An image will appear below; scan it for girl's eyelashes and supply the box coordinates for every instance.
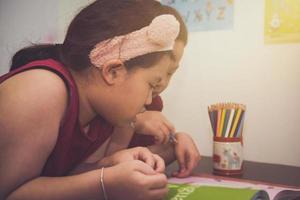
[166,65,179,77]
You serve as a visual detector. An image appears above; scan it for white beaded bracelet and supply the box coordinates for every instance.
[100,167,108,200]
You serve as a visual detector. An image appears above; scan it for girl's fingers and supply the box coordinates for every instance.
[180,153,195,177]
[162,118,176,133]
[137,148,155,169]
[159,125,170,144]
[176,151,200,178]
[146,173,168,189]
[133,160,156,175]
[172,147,186,177]
[149,187,169,200]
[152,154,165,173]
[154,129,164,144]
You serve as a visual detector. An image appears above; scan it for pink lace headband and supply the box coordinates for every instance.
[89,14,180,68]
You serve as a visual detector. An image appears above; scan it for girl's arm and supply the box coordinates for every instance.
[0,69,68,198]
[69,126,134,175]
[0,70,104,199]
[69,146,166,175]
[0,70,168,200]
[147,143,176,165]
[7,160,167,200]
[104,126,134,156]
[7,170,107,200]
[104,123,176,165]
[148,132,201,178]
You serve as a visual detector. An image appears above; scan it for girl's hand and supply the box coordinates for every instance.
[134,111,175,144]
[106,160,168,200]
[172,132,201,178]
[98,147,165,173]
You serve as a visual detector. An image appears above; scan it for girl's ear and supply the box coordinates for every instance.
[100,59,127,85]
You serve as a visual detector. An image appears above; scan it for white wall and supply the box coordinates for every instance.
[162,0,300,166]
[1,0,300,166]
[0,0,93,74]
[0,0,64,75]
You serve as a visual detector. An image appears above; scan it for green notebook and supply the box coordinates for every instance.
[165,183,270,200]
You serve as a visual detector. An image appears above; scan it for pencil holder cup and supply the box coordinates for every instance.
[213,137,243,176]
[208,102,246,176]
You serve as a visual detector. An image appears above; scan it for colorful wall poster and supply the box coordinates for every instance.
[161,0,234,31]
[265,0,300,44]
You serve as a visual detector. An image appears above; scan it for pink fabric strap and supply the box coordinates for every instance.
[89,14,180,68]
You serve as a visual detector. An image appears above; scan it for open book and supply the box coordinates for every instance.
[166,183,269,200]
[165,175,300,200]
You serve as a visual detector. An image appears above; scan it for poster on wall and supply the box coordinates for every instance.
[265,0,300,44]
[160,0,234,31]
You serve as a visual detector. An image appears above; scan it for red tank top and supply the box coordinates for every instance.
[0,59,114,176]
[0,59,163,176]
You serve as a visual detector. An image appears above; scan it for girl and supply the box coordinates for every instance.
[0,0,199,200]
[105,35,201,178]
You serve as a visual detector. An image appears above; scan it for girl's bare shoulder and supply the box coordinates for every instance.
[0,68,68,140]
[1,68,68,98]
[0,69,69,197]
[0,68,68,111]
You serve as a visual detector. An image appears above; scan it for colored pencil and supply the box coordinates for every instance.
[208,103,246,138]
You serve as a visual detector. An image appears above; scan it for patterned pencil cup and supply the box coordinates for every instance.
[213,137,243,176]
[208,103,246,176]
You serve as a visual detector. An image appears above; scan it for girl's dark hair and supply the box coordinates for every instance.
[10,0,187,71]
